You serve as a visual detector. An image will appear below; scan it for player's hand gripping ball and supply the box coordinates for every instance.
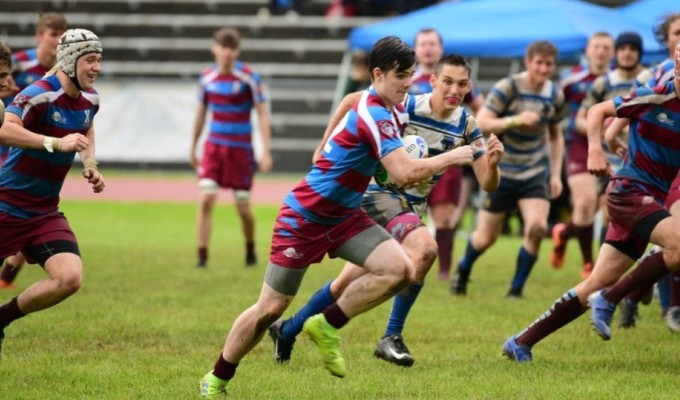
[375,135,428,189]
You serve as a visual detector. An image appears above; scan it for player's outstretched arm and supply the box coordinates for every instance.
[0,113,88,152]
[477,107,540,134]
[80,126,104,193]
[547,123,564,199]
[604,117,630,157]
[472,133,503,192]
[586,100,616,177]
[382,145,473,187]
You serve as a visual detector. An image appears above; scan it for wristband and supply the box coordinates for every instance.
[503,116,520,131]
[83,158,98,170]
[43,136,55,153]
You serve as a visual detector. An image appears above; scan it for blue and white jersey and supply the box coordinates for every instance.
[485,71,567,180]
[367,93,487,216]
[635,58,674,88]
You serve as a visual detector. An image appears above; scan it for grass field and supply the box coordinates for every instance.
[0,200,677,399]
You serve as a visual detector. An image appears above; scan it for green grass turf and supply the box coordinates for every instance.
[0,201,676,399]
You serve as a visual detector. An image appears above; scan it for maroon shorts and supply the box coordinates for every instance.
[604,178,670,260]
[0,211,78,263]
[269,205,380,269]
[198,141,257,190]
[428,166,462,205]
[565,138,588,177]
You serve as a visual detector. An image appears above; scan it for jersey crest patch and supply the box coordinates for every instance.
[12,94,30,106]
[378,120,397,137]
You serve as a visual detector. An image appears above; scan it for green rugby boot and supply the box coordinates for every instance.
[302,314,346,378]
[199,371,227,398]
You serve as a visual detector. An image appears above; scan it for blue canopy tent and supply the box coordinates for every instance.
[331,0,665,107]
[347,0,662,62]
[620,0,678,58]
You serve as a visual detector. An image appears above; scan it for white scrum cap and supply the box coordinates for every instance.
[57,28,102,78]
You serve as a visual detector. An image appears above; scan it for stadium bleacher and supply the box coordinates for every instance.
[0,0,635,171]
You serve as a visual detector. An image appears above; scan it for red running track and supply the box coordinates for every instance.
[60,175,298,205]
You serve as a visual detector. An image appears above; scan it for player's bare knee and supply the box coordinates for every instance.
[260,298,288,320]
[577,191,598,208]
[411,245,437,280]
[56,270,82,296]
[526,222,547,243]
[330,277,350,298]
[391,274,410,294]
[387,258,412,289]
[663,249,680,271]
[474,233,496,251]
[199,198,215,213]
[421,243,438,265]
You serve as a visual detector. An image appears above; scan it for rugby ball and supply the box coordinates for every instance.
[374,135,428,188]
[0,101,4,128]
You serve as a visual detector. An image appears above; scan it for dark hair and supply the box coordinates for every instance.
[434,54,471,77]
[368,36,415,81]
[526,40,558,61]
[414,28,443,46]
[653,12,680,52]
[0,42,11,69]
[36,12,68,33]
[213,28,240,49]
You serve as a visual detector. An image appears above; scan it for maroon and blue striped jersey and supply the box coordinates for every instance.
[198,61,265,149]
[284,88,407,225]
[560,64,600,142]
[613,81,680,198]
[4,48,50,106]
[0,74,99,219]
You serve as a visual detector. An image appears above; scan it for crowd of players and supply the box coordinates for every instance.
[0,8,679,399]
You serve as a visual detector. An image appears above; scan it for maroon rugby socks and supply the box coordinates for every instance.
[0,297,26,328]
[604,252,670,304]
[516,289,586,347]
[435,228,455,279]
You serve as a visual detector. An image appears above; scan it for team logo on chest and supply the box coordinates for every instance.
[657,112,674,127]
[378,120,397,137]
[52,111,65,124]
[84,109,91,125]
[231,81,242,94]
